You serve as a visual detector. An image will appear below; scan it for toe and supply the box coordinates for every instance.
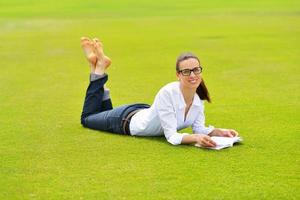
[93,38,103,47]
[81,37,94,47]
[81,38,92,46]
[81,37,91,42]
[81,41,92,49]
[93,41,104,58]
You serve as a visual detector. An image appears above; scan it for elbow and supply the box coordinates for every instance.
[166,135,182,146]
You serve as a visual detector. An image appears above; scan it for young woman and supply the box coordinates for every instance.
[80,37,239,148]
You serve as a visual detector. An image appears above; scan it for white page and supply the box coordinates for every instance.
[195,136,242,150]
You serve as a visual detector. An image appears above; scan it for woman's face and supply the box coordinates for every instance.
[177,58,202,89]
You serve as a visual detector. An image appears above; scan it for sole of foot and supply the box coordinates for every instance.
[93,38,111,75]
[81,37,98,72]
[93,38,111,69]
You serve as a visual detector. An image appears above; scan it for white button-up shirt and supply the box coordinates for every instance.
[129,82,214,145]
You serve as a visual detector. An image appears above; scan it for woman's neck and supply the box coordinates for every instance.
[180,84,196,105]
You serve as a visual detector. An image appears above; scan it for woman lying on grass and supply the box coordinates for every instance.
[80,36,239,148]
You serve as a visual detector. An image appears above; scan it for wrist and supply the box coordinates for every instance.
[208,128,219,136]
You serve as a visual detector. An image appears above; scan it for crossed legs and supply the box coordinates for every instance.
[80,37,111,75]
[80,37,150,134]
[80,37,113,125]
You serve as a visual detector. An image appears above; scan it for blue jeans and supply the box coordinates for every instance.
[81,74,150,134]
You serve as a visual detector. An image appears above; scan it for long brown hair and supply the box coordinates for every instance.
[176,52,211,103]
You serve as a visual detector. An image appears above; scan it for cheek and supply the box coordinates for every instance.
[198,74,202,81]
[179,77,189,84]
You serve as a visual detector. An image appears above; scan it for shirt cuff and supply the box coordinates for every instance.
[167,133,189,145]
[194,125,215,135]
[204,125,215,134]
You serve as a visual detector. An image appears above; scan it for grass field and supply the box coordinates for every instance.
[0,0,299,199]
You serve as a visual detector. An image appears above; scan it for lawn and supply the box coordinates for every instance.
[0,0,299,199]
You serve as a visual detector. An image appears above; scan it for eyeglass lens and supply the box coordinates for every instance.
[181,67,202,76]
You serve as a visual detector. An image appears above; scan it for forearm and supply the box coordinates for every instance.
[208,128,218,136]
[181,133,217,147]
[181,134,198,144]
[208,128,239,137]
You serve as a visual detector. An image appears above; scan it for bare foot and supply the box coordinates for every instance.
[81,37,97,73]
[93,38,111,75]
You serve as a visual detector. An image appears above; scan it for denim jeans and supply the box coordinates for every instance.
[81,74,150,134]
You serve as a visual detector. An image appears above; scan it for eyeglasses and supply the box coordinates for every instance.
[178,67,202,76]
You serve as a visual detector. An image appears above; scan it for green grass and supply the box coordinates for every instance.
[0,0,299,199]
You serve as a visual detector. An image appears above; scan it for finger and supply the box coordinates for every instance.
[200,139,210,147]
[230,129,239,137]
[207,140,216,147]
[208,137,217,146]
[202,140,212,147]
[206,136,217,145]
[222,131,233,137]
[204,138,216,147]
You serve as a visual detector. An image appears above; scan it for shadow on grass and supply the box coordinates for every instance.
[83,127,244,151]
[130,134,244,152]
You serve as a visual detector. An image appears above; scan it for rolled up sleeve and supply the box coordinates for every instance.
[192,103,214,135]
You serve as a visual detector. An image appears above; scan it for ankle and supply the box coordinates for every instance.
[94,67,105,75]
[89,63,95,73]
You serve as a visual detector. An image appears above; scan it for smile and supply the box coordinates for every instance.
[188,79,198,84]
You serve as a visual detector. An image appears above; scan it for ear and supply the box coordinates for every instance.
[176,72,180,80]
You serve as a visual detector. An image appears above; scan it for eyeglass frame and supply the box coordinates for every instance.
[177,66,203,76]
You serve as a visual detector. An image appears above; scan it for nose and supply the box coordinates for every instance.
[190,71,196,77]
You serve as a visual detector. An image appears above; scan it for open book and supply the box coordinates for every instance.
[195,136,242,150]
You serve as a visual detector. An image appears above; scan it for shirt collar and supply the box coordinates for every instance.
[177,83,202,109]
[193,94,202,107]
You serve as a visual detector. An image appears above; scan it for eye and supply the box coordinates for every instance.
[194,67,202,74]
[182,69,190,75]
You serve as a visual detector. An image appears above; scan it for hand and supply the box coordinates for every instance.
[196,134,217,147]
[209,128,239,137]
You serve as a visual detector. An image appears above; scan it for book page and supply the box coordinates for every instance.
[195,136,242,150]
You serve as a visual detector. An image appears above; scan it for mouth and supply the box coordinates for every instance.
[188,79,198,84]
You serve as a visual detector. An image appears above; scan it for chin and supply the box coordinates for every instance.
[190,84,200,89]
[187,82,200,89]
[190,80,201,86]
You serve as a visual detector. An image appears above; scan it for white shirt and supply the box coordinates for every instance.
[129,82,214,145]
